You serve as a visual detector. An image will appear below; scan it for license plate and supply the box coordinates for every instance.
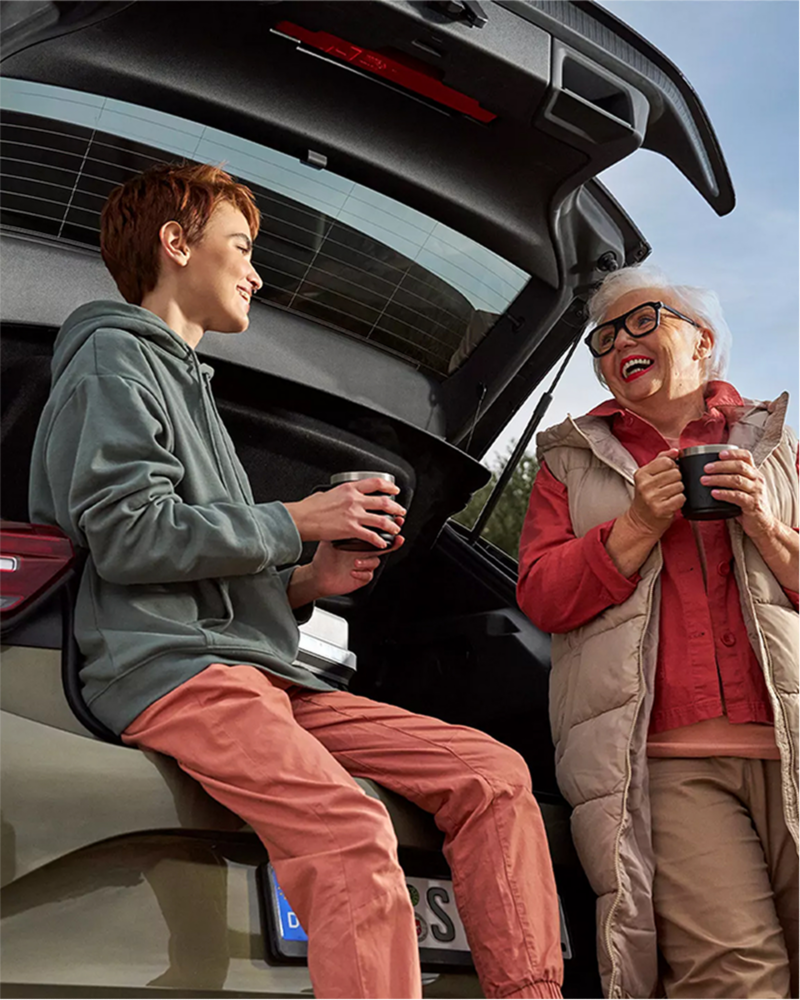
[259,862,572,969]
[260,862,472,968]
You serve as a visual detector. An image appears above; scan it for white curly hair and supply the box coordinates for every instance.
[586,264,732,387]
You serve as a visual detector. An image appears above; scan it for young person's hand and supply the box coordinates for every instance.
[286,527,405,606]
[311,532,405,597]
[284,478,406,548]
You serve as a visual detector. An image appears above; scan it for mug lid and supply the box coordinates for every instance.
[679,444,728,457]
[330,471,395,485]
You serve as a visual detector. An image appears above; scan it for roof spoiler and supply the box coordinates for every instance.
[498,0,734,215]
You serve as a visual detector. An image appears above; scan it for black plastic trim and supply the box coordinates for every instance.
[60,551,122,744]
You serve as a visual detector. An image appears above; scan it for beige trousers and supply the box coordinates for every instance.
[649,757,798,999]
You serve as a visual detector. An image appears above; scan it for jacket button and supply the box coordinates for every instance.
[721,631,736,647]
[718,561,731,576]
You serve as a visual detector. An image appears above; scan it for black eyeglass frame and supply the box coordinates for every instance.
[584,300,700,358]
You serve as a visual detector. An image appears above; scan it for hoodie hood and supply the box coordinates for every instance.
[52,300,192,383]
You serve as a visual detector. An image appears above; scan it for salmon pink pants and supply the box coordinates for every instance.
[122,663,564,1000]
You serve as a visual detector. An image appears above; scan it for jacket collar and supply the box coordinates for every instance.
[537,382,790,473]
[587,380,745,420]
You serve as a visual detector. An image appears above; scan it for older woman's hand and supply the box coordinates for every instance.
[629,448,685,537]
[605,449,684,577]
[700,448,775,539]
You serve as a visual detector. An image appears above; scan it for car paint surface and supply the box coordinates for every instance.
[0,2,734,996]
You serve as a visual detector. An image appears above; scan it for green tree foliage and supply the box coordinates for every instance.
[452,445,540,560]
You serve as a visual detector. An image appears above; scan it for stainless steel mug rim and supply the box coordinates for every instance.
[330,471,396,485]
[678,444,728,458]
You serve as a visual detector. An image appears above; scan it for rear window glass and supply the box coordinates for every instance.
[0,79,529,378]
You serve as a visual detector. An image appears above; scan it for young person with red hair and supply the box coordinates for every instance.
[29,162,564,1000]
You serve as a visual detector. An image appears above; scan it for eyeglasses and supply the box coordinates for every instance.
[585,301,700,358]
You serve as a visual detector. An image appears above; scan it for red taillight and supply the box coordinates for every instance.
[0,521,74,622]
[275,21,497,123]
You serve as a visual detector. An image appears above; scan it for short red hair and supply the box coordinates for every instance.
[100,162,261,304]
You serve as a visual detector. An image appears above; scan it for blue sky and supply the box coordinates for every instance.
[491,0,799,461]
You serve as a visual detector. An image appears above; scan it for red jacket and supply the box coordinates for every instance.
[517,382,799,734]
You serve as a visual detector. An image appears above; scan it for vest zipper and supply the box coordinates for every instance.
[767,678,797,846]
[727,418,797,846]
[732,528,798,847]
[566,415,658,998]
[604,565,660,999]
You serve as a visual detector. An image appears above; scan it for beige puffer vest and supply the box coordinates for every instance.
[536,393,798,1000]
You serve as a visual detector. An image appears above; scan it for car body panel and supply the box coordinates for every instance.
[0,705,449,889]
[0,704,571,997]
[497,0,733,214]
[0,2,733,996]
[0,0,732,448]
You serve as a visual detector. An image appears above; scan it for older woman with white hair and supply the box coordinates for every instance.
[517,265,798,999]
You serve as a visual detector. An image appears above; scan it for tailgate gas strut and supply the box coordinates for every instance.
[425,1,488,28]
[467,329,582,544]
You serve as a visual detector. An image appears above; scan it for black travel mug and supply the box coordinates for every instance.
[678,445,740,520]
[330,471,399,551]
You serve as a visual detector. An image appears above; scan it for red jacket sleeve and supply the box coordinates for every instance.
[516,461,640,634]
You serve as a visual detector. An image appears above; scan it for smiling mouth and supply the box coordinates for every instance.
[237,288,251,307]
[620,356,654,382]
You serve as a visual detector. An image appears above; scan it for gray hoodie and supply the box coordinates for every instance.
[29,301,333,735]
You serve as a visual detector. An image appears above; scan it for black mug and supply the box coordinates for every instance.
[678,445,740,520]
[330,471,399,551]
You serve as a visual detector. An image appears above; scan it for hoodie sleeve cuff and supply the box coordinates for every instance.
[253,502,303,568]
[277,565,316,624]
[586,520,641,601]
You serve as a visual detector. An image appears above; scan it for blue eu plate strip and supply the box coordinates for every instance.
[271,867,308,942]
